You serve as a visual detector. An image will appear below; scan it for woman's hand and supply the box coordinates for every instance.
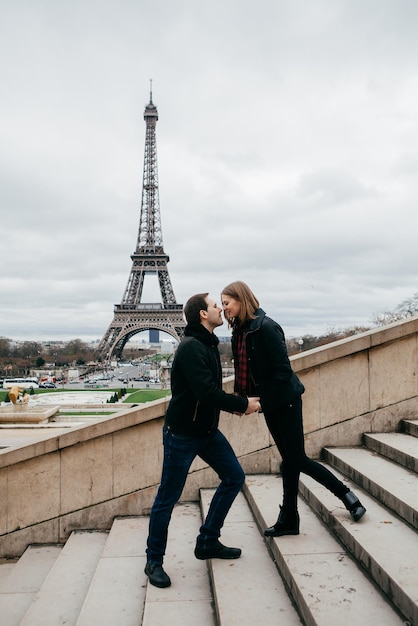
[245,397,261,414]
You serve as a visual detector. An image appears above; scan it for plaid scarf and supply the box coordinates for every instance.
[235,328,249,396]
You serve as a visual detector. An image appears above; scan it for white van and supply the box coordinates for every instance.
[2,378,39,389]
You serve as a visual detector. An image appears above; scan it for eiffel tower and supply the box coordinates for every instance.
[97,87,185,362]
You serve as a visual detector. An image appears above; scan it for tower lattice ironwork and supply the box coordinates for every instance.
[97,88,185,361]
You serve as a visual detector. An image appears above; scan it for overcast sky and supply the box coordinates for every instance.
[1,0,417,343]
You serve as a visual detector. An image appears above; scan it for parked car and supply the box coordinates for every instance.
[39,382,57,388]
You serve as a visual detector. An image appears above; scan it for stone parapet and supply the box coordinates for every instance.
[290,315,418,447]
[0,315,417,558]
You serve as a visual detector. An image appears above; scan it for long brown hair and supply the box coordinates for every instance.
[221,281,259,327]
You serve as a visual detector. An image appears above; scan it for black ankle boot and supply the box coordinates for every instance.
[264,506,300,537]
[341,490,366,522]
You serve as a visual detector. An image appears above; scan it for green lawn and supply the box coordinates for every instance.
[124,389,171,403]
[0,388,171,404]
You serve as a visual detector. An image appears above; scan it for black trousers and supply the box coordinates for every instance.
[264,395,348,512]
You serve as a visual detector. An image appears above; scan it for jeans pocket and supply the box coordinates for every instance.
[171,432,195,443]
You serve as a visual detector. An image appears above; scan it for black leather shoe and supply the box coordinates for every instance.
[144,562,171,588]
[264,507,300,537]
[342,491,366,522]
[194,540,241,560]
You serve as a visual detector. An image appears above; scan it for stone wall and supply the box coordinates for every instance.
[0,315,417,558]
[292,315,418,456]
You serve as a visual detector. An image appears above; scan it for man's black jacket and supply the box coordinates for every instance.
[165,323,248,437]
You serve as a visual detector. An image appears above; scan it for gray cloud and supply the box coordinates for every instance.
[1,0,417,342]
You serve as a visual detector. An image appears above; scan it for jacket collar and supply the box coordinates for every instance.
[234,308,266,335]
[248,308,266,331]
[184,323,219,347]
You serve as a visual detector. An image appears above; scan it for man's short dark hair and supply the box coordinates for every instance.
[184,293,209,324]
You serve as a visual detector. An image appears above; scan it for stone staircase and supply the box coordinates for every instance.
[1,420,417,625]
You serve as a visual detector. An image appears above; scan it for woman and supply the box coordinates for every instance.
[221,280,366,537]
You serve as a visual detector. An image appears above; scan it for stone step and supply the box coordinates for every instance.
[402,419,418,438]
[363,432,418,473]
[323,446,418,530]
[75,517,149,626]
[0,545,62,625]
[141,502,215,626]
[245,475,404,626]
[299,466,418,626]
[199,488,302,625]
[0,558,17,589]
[20,530,108,626]
[1,427,417,624]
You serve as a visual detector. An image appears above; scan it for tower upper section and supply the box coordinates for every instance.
[136,87,163,253]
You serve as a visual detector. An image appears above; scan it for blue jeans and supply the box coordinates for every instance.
[146,427,245,564]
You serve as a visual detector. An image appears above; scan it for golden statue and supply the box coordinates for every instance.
[9,386,29,404]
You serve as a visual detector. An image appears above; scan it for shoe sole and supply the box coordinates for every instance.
[147,578,171,588]
[194,550,241,560]
[264,530,300,537]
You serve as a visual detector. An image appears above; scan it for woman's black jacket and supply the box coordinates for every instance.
[165,323,248,437]
[231,308,305,412]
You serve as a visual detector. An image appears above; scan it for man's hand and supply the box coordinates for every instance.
[245,397,261,414]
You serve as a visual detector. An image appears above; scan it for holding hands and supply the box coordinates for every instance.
[245,397,261,414]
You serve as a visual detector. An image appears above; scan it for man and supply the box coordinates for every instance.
[145,293,260,588]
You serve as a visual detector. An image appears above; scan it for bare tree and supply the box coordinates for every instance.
[372,292,418,326]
